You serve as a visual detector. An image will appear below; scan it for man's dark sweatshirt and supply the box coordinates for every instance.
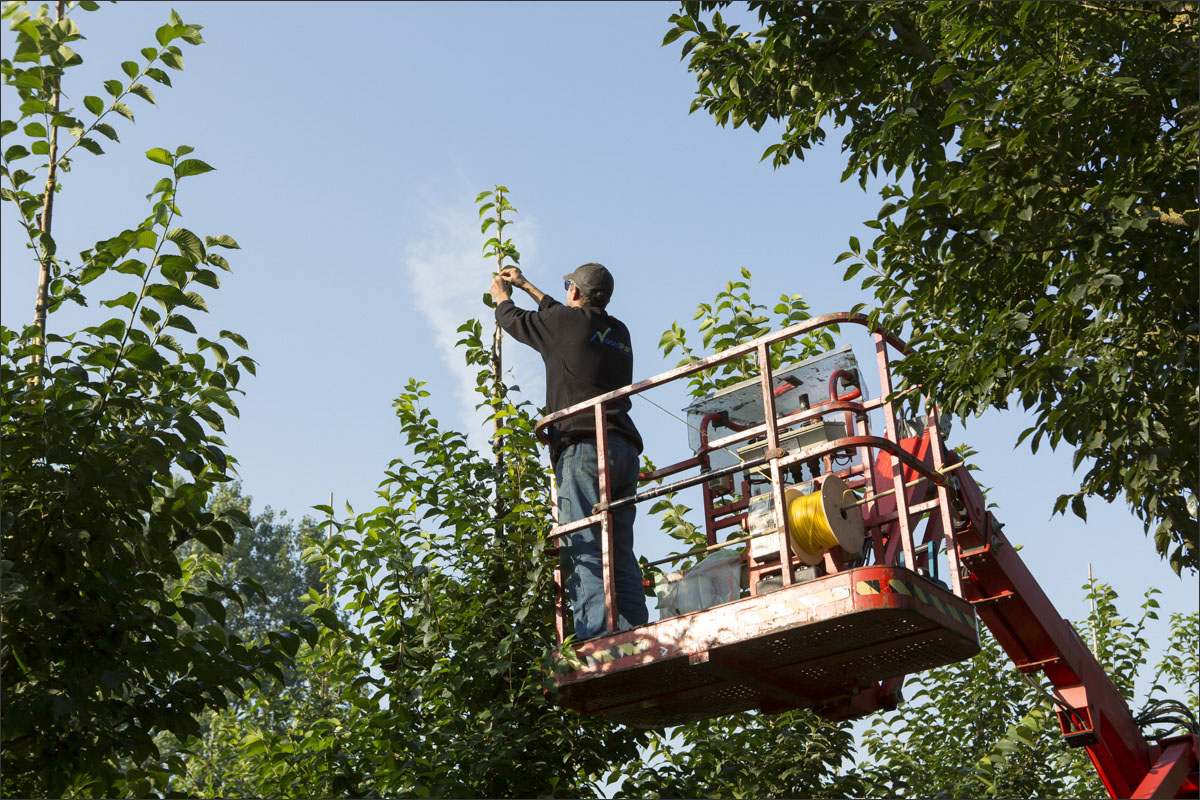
[496,294,642,466]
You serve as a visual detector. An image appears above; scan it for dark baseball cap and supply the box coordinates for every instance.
[563,262,614,297]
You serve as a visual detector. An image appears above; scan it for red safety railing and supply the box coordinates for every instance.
[535,312,957,638]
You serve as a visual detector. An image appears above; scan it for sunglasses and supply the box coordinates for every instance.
[563,279,574,292]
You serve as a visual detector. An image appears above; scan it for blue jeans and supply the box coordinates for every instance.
[555,436,649,639]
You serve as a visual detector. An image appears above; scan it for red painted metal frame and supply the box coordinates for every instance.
[1132,737,1200,799]
[948,465,1199,799]
[534,311,1196,797]
[552,564,980,729]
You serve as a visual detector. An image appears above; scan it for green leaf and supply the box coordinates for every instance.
[78,137,103,156]
[310,606,342,631]
[155,23,176,46]
[91,318,126,339]
[165,314,196,333]
[178,25,204,46]
[205,234,240,250]
[1071,495,1087,522]
[175,158,213,177]
[112,102,134,122]
[940,106,970,128]
[145,67,172,87]
[128,83,156,105]
[23,121,46,137]
[12,70,42,90]
[94,122,119,142]
[183,291,208,312]
[166,227,205,261]
[121,60,139,79]
[103,79,123,97]
[146,147,173,165]
[102,291,138,310]
[136,229,158,249]
[123,342,164,370]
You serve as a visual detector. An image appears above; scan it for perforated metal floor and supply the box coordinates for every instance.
[552,566,979,728]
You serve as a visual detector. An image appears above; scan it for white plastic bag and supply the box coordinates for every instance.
[655,549,743,619]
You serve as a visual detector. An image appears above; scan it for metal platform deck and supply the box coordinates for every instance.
[552,565,980,729]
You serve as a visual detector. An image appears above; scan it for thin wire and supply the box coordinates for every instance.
[634,394,747,463]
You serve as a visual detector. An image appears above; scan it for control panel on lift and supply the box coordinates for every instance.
[684,345,865,568]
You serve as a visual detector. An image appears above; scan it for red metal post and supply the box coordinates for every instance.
[855,402,884,565]
[1130,738,1199,799]
[874,332,916,574]
[594,402,617,635]
[926,406,964,597]
[757,342,792,586]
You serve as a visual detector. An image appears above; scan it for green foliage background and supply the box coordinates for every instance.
[2,3,1196,798]
[664,0,1199,572]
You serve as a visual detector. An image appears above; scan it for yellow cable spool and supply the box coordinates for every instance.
[783,475,865,566]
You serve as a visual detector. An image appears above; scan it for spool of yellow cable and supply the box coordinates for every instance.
[784,475,865,566]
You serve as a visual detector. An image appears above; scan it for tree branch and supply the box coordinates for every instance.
[31,0,68,370]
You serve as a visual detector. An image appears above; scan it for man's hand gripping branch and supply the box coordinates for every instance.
[490,267,547,305]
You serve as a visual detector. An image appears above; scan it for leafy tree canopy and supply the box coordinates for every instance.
[664,1,1199,572]
[168,194,650,798]
[190,483,327,644]
[1,5,310,796]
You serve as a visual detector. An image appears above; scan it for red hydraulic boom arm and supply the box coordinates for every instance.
[946,463,1198,799]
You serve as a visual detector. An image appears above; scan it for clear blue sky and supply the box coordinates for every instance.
[2,1,1194,698]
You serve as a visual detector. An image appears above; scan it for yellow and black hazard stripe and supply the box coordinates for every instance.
[889,577,976,629]
[855,576,976,630]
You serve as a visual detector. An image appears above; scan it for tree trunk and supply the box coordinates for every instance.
[31,0,66,368]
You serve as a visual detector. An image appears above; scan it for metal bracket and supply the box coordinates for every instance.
[971,589,1015,606]
[1057,706,1099,748]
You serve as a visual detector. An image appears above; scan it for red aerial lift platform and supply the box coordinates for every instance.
[555,564,978,728]
[535,312,1198,799]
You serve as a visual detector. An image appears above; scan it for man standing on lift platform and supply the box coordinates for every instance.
[488,262,649,639]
